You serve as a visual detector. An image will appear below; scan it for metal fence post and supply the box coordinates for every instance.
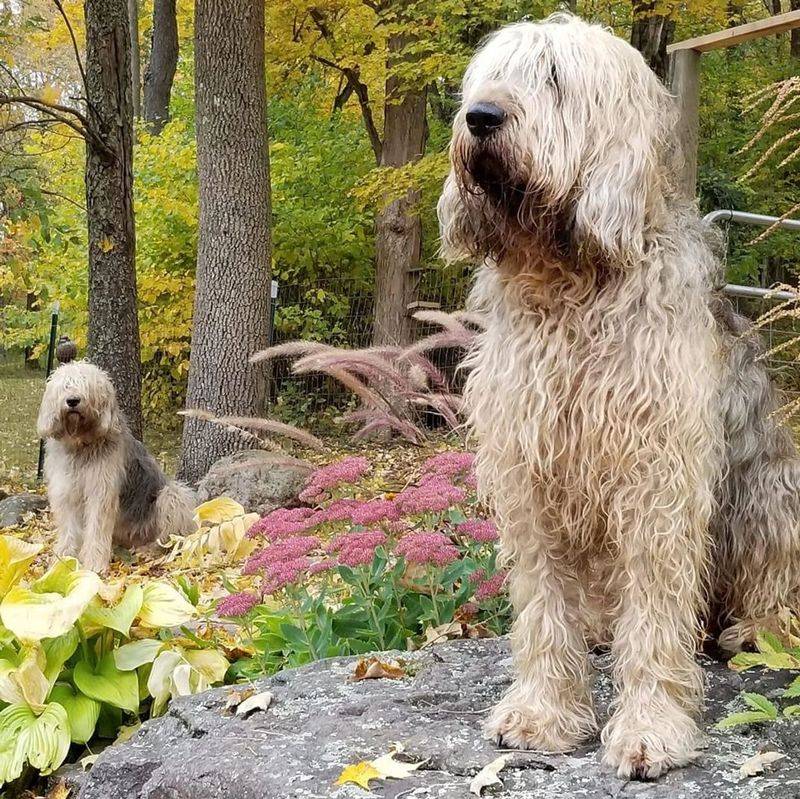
[36,302,60,481]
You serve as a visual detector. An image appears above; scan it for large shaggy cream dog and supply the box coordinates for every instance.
[38,361,195,572]
[439,15,800,779]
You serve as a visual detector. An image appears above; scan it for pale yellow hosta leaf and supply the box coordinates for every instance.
[114,638,164,671]
[0,559,102,642]
[193,497,246,527]
[0,648,49,712]
[184,649,229,684]
[137,581,195,628]
[161,512,258,567]
[0,536,43,597]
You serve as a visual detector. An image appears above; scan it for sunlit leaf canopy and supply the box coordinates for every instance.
[0,0,797,425]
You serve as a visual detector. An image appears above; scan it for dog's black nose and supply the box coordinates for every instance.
[465,102,506,137]
[66,397,80,408]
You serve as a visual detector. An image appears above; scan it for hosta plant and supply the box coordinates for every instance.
[0,536,229,787]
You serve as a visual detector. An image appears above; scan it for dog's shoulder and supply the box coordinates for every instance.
[119,437,167,525]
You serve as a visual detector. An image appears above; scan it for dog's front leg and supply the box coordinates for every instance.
[78,469,119,574]
[485,537,596,752]
[601,472,710,779]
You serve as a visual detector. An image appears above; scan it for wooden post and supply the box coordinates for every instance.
[669,48,701,200]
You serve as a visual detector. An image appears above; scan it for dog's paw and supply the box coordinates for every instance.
[485,695,595,753]
[78,551,111,575]
[602,714,699,780]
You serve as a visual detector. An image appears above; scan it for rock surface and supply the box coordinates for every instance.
[0,492,47,527]
[76,638,800,799]
[196,450,313,515]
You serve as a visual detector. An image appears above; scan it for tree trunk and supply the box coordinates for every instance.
[178,0,271,483]
[84,0,143,438]
[143,0,178,133]
[792,0,800,59]
[630,1,676,81]
[372,33,427,347]
[129,0,141,117]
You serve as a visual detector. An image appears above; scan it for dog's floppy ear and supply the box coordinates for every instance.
[572,50,676,263]
[37,378,62,439]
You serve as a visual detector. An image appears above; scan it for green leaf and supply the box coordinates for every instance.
[48,682,101,744]
[716,710,774,729]
[742,693,778,719]
[114,638,164,671]
[73,653,140,714]
[785,676,800,698]
[0,559,102,642]
[0,702,70,780]
[784,704,800,717]
[42,629,80,685]
[756,631,785,654]
[729,652,768,672]
[82,584,144,636]
[138,582,195,628]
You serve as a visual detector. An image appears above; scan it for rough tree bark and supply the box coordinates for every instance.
[85,0,143,438]
[372,34,427,347]
[630,0,676,81]
[129,0,141,117]
[178,0,272,483]
[143,0,179,133]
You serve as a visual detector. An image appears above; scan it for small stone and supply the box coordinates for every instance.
[0,493,47,528]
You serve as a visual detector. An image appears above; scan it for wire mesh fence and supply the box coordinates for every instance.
[267,272,800,423]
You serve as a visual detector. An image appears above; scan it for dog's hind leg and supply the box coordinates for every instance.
[79,456,122,573]
[712,301,800,651]
[153,481,196,543]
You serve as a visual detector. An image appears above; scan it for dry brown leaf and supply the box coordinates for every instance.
[46,781,71,799]
[335,746,423,789]
[225,687,255,712]
[352,657,406,681]
[235,690,273,716]
[470,754,511,795]
[423,620,495,647]
[739,749,785,779]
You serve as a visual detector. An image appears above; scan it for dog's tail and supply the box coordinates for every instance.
[154,480,197,543]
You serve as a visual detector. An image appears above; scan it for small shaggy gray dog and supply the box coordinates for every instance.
[37,360,195,572]
[439,13,800,781]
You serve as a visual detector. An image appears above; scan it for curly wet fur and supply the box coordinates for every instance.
[37,361,195,572]
[438,14,800,780]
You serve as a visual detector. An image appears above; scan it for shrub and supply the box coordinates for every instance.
[217,453,510,679]
[0,538,228,786]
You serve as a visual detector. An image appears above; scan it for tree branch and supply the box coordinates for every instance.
[52,0,89,93]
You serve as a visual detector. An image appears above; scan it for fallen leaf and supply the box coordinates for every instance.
[235,690,273,716]
[335,746,424,790]
[46,781,71,799]
[79,753,99,771]
[353,657,406,681]
[116,721,141,743]
[470,754,511,795]
[225,687,255,712]
[335,761,382,789]
[739,749,785,778]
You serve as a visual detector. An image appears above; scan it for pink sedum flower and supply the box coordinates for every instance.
[422,451,475,479]
[299,456,371,501]
[350,498,400,525]
[308,559,336,575]
[248,507,320,540]
[457,519,498,543]
[327,529,387,567]
[317,498,361,523]
[261,557,311,594]
[217,591,259,618]
[395,476,466,515]
[243,536,320,575]
[475,570,508,601]
[395,531,460,567]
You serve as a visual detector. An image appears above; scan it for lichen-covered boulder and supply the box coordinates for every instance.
[196,450,313,515]
[0,492,47,528]
[74,638,800,799]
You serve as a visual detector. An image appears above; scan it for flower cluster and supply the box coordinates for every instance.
[457,519,498,543]
[395,476,467,515]
[470,568,508,600]
[217,591,259,618]
[248,507,319,541]
[299,456,371,502]
[243,535,320,575]
[327,529,388,567]
[422,451,475,479]
[395,531,460,567]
